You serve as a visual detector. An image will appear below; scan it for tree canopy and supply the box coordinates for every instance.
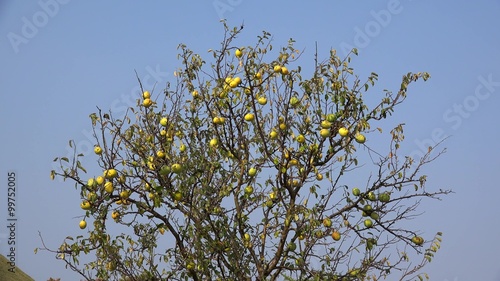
[41,23,450,281]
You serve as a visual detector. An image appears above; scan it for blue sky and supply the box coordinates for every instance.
[1,1,499,280]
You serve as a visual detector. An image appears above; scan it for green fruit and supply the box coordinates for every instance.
[378,192,391,203]
[412,236,424,245]
[352,187,361,196]
[87,178,96,188]
[364,219,373,228]
[367,191,376,201]
[363,204,373,213]
[326,113,337,122]
[265,200,273,208]
[173,191,182,201]
[366,238,377,250]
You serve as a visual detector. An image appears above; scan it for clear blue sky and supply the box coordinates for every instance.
[1,1,499,280]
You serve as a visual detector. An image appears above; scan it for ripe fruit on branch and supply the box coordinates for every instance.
[80,201,91,210]
[320,129,330,138]
[257,96,267,105]
[248,167,257,177]
[96,176,104,185]
[288,159,299,167]
[213,117,225,125]
[179,144,187,152]
[289,96,300,107]
[269,130,278,140]
[142,91,150,99]
[235,48,242,58]
[103,169,118,179]
[111,211,120,220]
[331,230,341,241]
[104,181,114,193]
[296,134,305,143]
[143,98,153,108]
[79,220,87,229]
[338,127,349,137]
[244,113,255,122]
[281,67,289,75]
[120,190,131,200]
[320,120,332,129]
[209,138,218,147]
[171,163,182,174]
[160,117,168,126]
[273,65,282,73]
[156,150,166,159]
[94,146,102,155]
[355,133,366,144]
[244,186,254,195]
[229,77,241,88]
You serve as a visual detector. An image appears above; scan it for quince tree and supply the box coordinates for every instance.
[41,23,450,281]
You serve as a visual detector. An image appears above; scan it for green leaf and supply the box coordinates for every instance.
[76,161,87,173]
